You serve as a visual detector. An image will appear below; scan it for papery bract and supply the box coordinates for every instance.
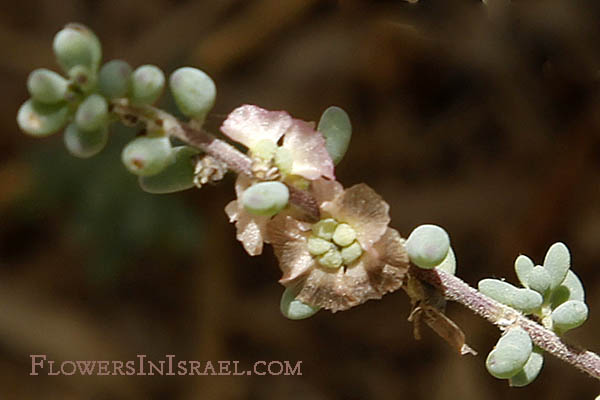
[221,105,334,180]
[268,180,408,312]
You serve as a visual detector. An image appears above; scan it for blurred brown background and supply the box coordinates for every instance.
[1,0,599,398]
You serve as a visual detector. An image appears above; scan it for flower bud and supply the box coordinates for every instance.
[139,146,199,194]
[317,106,352,165]
[121,136,173,176]
[53,23,101,73]
[478,279,543,314]
[63,122,108,158]
[98,60,132,98]
[543,242,570,290]
[509,348,544,387]
[280,286,319,320]
[130,65,165,105]
[241,181,289,217]
[27,68,68,104]
[75,94,108,132]
[169,67,216,121]
[486,327,532,379]
[405,224,450,269]
[551,300,588,332]
[17,99,69,137]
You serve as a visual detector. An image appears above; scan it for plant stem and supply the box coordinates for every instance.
[111,99,599,380]
[411,266,600,380]
[110,99,320,220]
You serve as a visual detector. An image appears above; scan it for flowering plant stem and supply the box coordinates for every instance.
[411,266,600,380]
[110,99,320,220]
[111,98,599,381]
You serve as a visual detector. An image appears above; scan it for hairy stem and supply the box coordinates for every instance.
[110,99,599,380]
[110,99,320,220]
[411,266,600,380]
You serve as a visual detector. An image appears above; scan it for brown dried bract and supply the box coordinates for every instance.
[269,181,410,312]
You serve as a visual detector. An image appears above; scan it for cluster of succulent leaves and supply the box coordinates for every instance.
[17,24,356,320]
[16,23,218,195]
[478,243,588,386]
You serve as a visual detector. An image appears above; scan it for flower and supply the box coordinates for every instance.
[225,174,272,256]
[221,105,335,181]
[268,180,409,312]
[222,104,336,256]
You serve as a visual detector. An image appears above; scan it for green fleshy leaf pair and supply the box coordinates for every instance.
[486,327,532,379]
[487,327,544,388]
[515,242,570,293]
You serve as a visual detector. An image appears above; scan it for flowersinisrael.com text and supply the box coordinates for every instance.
[30,355,302,376]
